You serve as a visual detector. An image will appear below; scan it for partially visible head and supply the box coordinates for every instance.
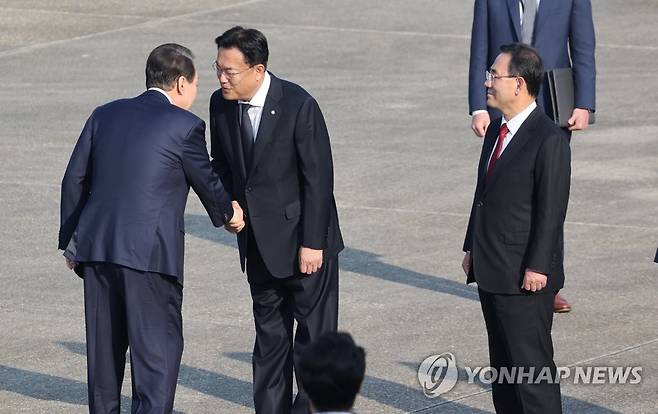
[296,332,366,413]
[145,43,198,109]
[214,26,268,101]
[486,43,544,113]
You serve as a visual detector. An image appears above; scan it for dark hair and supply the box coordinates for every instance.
[500,43,544,98]
[296,332,366,412]
[215,26,269,68]
[145,43,196,90]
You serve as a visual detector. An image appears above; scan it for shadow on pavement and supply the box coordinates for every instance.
[185,213,479,301]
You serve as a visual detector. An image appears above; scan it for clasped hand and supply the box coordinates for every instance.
[225,201,246,234]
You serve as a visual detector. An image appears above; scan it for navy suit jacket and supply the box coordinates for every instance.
[59,90,234,285]
[210,74,343,278]
[469,0,596,116]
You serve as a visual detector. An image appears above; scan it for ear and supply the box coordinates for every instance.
[254,64,266,75]
[176,76,186,95]
[515,77,525,95]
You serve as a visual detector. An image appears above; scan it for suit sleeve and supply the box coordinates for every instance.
[294,97,334,250]
[463,197,477,253]
[526,132,571,274]
[468,0,489,114]
[209,92,234,196]
[181,119,234,227]
[59,111,95,250]
[569,0,596,111]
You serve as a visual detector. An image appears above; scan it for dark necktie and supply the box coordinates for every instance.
[521,0,537,44]
[486,123,509,181]
[240,103,254,169]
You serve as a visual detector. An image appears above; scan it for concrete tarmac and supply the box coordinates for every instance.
[1,1,656,412]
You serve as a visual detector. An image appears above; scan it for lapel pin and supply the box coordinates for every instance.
[271,110,276,115]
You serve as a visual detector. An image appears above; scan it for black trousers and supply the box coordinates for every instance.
[82,263,183,414]
[478,289,562,414]
[246,234,339,414]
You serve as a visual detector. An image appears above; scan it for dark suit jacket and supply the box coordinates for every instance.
[463,107,571,294]
[209,74,344,278]
[59,90,234,285]
[469,0,596,116]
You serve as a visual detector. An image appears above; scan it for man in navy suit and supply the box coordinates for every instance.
[59,43,244,413]
[468,0,596,312]
[209,27,343,414]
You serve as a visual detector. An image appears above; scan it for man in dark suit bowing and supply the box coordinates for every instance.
[209,26,343,414]
[59,43,244,413]
[468,0,596,313]
[462,44,570,413]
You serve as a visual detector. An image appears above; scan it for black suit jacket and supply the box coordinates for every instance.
[59,90,234,284]
[463,107,571,294]
[210,74,343,278]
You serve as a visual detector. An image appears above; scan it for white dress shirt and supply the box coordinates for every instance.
[147,87,173,104]
[238,71,271,140]
[487,101,537,167]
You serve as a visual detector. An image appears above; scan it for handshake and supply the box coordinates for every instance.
[225,200,246,234]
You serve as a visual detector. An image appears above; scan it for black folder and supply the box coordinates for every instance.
[546,68,595,127]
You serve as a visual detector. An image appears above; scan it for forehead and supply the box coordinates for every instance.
[491,53,511,73]
[216,47,247,67]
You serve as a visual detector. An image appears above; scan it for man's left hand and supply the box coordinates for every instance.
[567,108,590,131]
[522,268,547,292]
[65,257,78,270]
[299,246,323,275]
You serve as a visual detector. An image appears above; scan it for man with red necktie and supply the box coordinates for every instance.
[468,0,596,313]
[462,44,570,413]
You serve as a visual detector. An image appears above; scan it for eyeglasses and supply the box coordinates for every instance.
[212,61,254,80]
[485,70,519,83]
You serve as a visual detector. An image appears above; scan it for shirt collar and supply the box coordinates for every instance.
[238,71,271,108]
[147,87,174,104]
[501,100,537,136]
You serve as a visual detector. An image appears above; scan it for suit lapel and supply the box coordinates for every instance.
[483,107,542,195]
[478,122,499,184]
[249,74,283,177]
[507,0,522,41]
[219,102,247,180]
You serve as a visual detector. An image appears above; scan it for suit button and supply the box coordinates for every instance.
[246,187,252,193]
[476,201,484,207]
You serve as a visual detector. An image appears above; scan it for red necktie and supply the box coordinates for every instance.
[486,123,509,181]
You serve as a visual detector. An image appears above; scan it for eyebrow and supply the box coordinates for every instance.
[215,61,235,70]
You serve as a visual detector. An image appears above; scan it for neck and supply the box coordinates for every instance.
[242,83,261,102]
[501,96,534,121]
